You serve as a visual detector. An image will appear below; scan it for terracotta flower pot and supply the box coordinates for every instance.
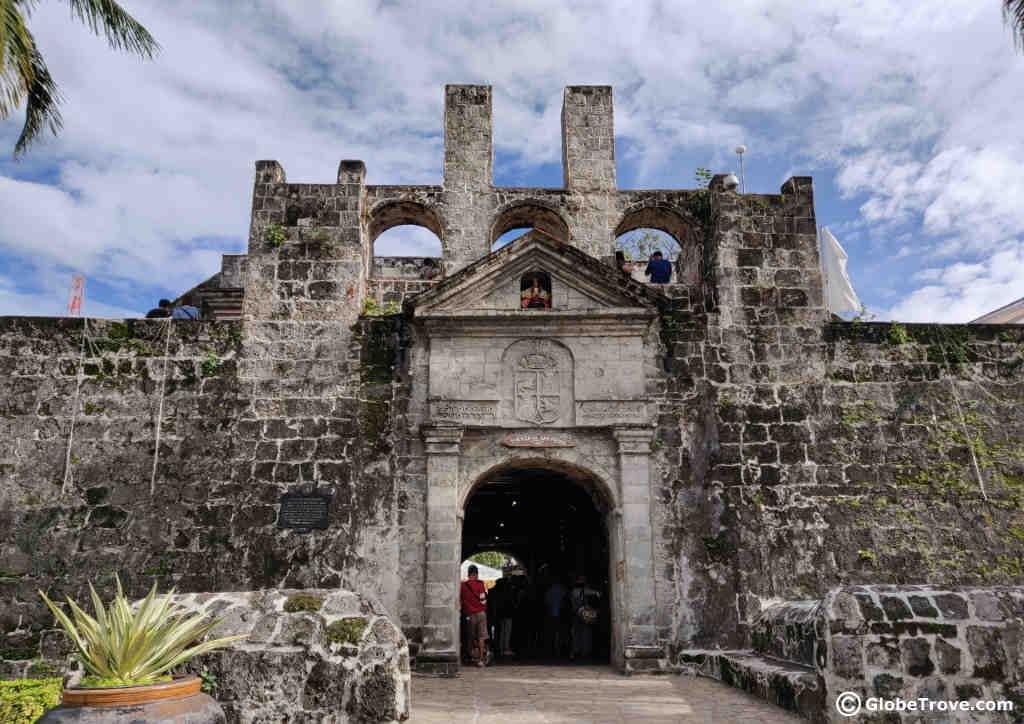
[36,674,225,723]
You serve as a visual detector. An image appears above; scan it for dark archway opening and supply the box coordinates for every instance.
[461,467,611,665]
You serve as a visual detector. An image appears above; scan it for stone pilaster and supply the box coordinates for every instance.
[612,426,663,671]
[418,424,464,674]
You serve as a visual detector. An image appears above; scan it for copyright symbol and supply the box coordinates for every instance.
[836,691,862,717]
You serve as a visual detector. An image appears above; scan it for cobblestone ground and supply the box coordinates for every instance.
[410,665,804,723]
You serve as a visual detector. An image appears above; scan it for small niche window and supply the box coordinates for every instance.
[520,272,552,309]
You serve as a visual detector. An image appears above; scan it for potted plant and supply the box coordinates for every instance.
[35,576,246,723]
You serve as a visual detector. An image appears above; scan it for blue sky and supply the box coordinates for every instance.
[1,0,1022,321]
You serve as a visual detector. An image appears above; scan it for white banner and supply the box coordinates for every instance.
[822,227,861,315]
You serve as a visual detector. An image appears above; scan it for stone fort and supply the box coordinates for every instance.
[3,85,1024,721]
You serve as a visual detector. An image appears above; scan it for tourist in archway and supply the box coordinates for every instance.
[543,572,569,657]
[489,577,517,658]
[460,565,490,667]
[569,574,601,662]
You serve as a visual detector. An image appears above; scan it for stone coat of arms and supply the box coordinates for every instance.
[514,351,561,424]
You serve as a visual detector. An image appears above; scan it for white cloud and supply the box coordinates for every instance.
[0,0,1021,322]
[887,243,1024,323]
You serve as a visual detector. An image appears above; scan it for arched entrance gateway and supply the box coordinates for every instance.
[408,232,667,675]
[461,461,615,664]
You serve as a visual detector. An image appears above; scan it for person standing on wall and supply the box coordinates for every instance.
[172,302,200,319]
[145,299,172,318]
[645,250,672,284]
[460,565,490,667]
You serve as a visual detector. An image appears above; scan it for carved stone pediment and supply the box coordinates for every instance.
[413,233,659,429]
[405,231,662,321]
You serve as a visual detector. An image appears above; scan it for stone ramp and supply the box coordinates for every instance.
[411,664,803,723]
[678,650,825,723]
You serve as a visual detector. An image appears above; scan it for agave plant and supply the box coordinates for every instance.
[39,576,246,686]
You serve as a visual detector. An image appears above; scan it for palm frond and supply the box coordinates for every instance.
[13,35,63,158]
[66,0,160,58]
[0,0,35,118]
[1006,0,1024,51]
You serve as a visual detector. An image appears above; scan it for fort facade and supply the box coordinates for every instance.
[3,85,1024,721]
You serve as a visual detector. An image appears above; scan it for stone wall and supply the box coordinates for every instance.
[0,315,406,672]
[651,179,1024,652]
[724,322,1024,613]
[372,257,442,281]
[177,589,410,723]
[821,585,1024,722]
[681,585,1024,722]
[3,589,409,723]
[366,278,439,308]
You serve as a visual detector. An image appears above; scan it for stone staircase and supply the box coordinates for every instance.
[677,649,824,722]
[676,600,826,722]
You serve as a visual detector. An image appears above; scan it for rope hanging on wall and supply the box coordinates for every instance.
[150,318,174,496]
[61,317,90,496]
[934,332,988,501]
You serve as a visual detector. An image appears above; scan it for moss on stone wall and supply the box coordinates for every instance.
[325,616,367,646]
[284,593,325,613]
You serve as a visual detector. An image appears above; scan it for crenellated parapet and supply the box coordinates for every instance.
[239,86,828,327]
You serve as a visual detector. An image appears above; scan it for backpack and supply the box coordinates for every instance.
[573,587,598,625]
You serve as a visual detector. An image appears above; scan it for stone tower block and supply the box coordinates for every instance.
[443,84,493,192]
[561,86,617,261]
[243,160,368,324]
[561,85,616,192]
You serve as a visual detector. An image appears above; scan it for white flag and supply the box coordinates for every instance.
[822,227,861,315]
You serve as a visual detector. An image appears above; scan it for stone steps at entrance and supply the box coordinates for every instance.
[677,649,825,723]
[412,664,806,722]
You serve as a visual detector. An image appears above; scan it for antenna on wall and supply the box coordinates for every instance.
[735,145,747,194]
[68,274,84,316]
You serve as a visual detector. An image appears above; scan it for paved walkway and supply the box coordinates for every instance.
[411,664,803,723]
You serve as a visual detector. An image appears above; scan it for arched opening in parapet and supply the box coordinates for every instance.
[490,203,570,252]
[460,460,615,666]
[369,202,443,300]
[614,205,699,285]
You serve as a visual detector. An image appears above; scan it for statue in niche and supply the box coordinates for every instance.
[520,272,551,309]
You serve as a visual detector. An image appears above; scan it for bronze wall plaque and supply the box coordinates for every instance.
[278,485,332,532]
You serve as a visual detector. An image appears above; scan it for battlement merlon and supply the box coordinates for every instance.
[444,84,493,191]
[562,86,616,192]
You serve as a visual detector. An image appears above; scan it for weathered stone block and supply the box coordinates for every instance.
[967,626,1006,680]
[901,637,934,677]
[934,638,961,675]
[880,596,912,621]
[831,635,864,678]
[934,593,968,620]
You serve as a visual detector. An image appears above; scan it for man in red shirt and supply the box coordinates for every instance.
[460,565,489,667]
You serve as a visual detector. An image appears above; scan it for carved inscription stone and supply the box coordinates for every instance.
[278,485,333,532]
[501,431,576,448]
[430,400,498,423]
[576,400,647,425]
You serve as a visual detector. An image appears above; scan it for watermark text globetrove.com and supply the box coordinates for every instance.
[835,691,1014,717]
